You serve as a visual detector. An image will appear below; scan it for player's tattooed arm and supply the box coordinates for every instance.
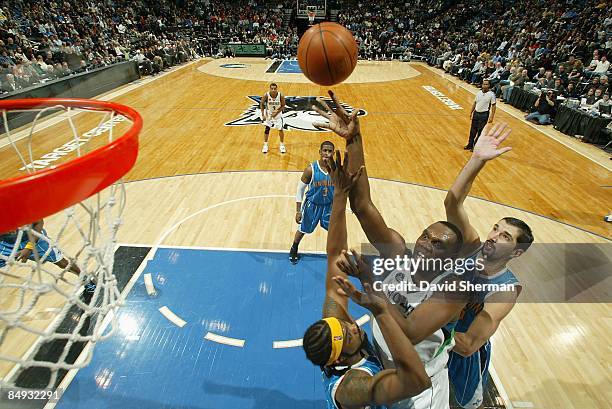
[322,293,351,322]
[335,369,373,407]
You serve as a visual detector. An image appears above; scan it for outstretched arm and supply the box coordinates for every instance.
[444,123,512,252]
[333,279,431,407]
[313,92,406,259]
[453,290,519,356]
[322,188,351,321]
[322,151,363,321]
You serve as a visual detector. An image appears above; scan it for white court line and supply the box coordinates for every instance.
[143,273,156,296]
[158,306,187,327]
[44,246,154,409]
[512,402,534,408]
[273,339,303,349]
[146,194,295,262]
[419,62,611,172]
[355,314,371,326]
[489,363,515,409]
[118,242,326,255]
[272,315,371,349]
[204,332,245,348]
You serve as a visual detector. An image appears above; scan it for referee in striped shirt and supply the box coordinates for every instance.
[465,79,496,150]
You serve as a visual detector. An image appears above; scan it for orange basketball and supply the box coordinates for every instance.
[297,22,358,86]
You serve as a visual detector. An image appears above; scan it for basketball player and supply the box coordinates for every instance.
[303,151,431,408]
[260,83,286,154]
[313,92,468,409]
[0,220,96,299]
[290,141,335,263]
[444,123,533,409]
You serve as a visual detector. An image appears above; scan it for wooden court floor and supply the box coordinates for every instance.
[0,58,610,408]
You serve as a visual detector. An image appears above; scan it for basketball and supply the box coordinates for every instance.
[297,22,358,86]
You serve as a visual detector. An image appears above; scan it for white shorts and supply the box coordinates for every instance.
[265,115,284,130]
[373,316,452,409]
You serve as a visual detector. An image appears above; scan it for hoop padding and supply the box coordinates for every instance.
[0,98,142,233]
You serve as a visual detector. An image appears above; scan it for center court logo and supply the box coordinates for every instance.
[225,96,367,131]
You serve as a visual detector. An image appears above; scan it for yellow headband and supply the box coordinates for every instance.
[323,317,344,366]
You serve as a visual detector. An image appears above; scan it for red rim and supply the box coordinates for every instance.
[0,98,142,233]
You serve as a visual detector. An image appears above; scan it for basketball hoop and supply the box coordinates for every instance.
[0,98,142,389]
[307,9,316,26]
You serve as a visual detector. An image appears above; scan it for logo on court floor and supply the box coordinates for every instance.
[225,96,367,132]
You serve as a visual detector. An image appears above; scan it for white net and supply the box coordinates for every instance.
[0,102,134,389]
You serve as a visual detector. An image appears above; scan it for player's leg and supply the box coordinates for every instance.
[262,126,270,153]
[319,202,332,231]
[448,341,491,409]
[291,201,320,263]
[279,129,286,153]
[289,230,305,263]
[278,116,286,153]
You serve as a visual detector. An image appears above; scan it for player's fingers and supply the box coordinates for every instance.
[325,157,336,172]
[333,276,354,294]
[492,122,507,138]
[335,150,342,170]
[336,287,348,297]
[316,97,334,115]
[497,127,511,143]
[328,90,350,121]
[312,104,331,118]
[312,121,331,130]
[497,146,512,155]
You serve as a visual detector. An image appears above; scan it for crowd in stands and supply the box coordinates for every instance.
[1,0,611,123]
[418,0,611,124]
[0,0,297,93]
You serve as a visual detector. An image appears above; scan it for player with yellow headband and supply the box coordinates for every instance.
[302,151,431,409]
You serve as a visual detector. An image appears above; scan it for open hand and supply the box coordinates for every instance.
[473,122,512,161]
[312,91,361,140]
[333,276,387,315]
[336,249,374,285]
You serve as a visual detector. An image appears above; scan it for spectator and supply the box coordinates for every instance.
[565,82,580,99]
[502,68,528,102]
[599,75,609,94]
[583,88,597,105]
[591,92,611,113]
[525,90,556,125]
[1,73,19,92]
